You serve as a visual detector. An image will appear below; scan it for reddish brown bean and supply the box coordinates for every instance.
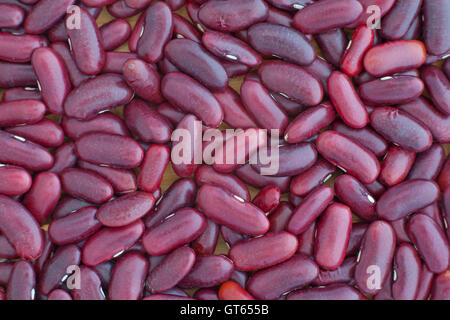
[431,271,450,300]
[172,13,201,42]
[341,26,374,76]
[0,99,45,127]
[137,144,170,193]
[290,160,335,197]
[235,164,291,193]
[7,261,35,300]
[24,0,75,34]
[0,32,46,63]
[392,243,421,300]
[423,0,450,56]
[50,42,90,88]
[315,29,348,69]
[6,119,64,148]
[192,219,219,256]
[0,165,31,196]
[122,59,163,104]
[379,146,416,187]
[100,18,131,51]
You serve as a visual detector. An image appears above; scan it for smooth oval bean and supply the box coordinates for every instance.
[421,65,450,115]
[315,28,348,68]
[423,0,450,56]
[51,42,90,88]
[341,26,374,76]
[0,165,31,196]
[408,144,445,180]
[0,62,37,88]
[6,119,64,148]
[0,4,24,28]
[24,0,75,34]
[122,59,163,104]
[138,144,170,193]
[7,261,35,300]
[0,32,46,63]
[392,243,421,300]
[290,159,335,197]
[172,13,201,42]
[192,219,219,256]
[100,18,131,51]
[235,164,291,193]
[379,146,416,187]
[0,99,45,127]
[380,0,423,40]
[252,186,281,213]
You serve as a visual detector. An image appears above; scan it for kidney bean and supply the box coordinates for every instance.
[376,179,439,221]
[293,0,362,34]
[0,262,12,288]
[82,220,144,266]
[6,119,64,148]
[290,160,334,198]
[97,192,155,227]
[178,255,234,289]
[38,245,81,295]
[267,202,292,233]
[340,26,374,76]
[221,61,250,78]
[197,184,269,236]
[420,202,445,232]
[143,208,206,256]
[268,92,304,116]
[47,289,72,300]
[63,114,129,141]
[0,62,35,88]
[136,145,169,193]
[379,146,416,187]
[288,284,366,300]
[92,261,114,288]
[391,243,421,300]
[221,226,246,248]
[303,57,333,95]
[52,197,91,221]
[99,19,131,52]
[379,0,422,40]
[0,234,17,259]
[315,29,348,68]
[70,266,105,300]
[47,20,68,42]
[438,160,450,193]
[101,52,136,74]
[61,168,113,204]
[421,65,450,115]
[360,76,424,105]
[430,270,450,300]
[423,0,450,56]
[81,0,115,7]
[252,186,281,213]
[230,166,279,195]
[218,281,254,300]
[0,165,31,196]
[170,115,200,177]
[48,142,77,176]
[170,14,197,42]
[316,131,380,184]
[7,261,35,300]
[0,33,45,62]
[23,0,74,34]
[443,58,450,78]
[191,218,219,256]
[414,264,434,300]
[2,88,40,102]
[122,60,163,104]
[0,4,24,28]
[390,217,410,244]
[408,214,449,274]
[155,102,185,125]
[313,256,357,287]
[107,0,139,18]
[248,23,315,66]
[345,223,367,257]
[355,221,396,295]
[50,42,90,88]
[0,99,45,127]
[327,71,368,128]
[370,107,433,152]
[144,294,194,300]
[64,74,133,120]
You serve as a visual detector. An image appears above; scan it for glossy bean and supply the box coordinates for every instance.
[100,19,131,51]
[49,142,77,175]
[341,26,374,76]
[380,0,423,40]
[6,119,64,148]
[0,165,31,196]
[172,13,201,42]
[122,59,163,104]
[0,99,45,127]
[24,0,75,34]
[380,146,416,186]
[392,243,421,300]
[290,160,335,197]
[50,42,90,88]
[423,0,450,56]
[137,144,170,193]
[192,219,219,256]
[315,28,348,68]
[421,65,450,115]
[235,164,291,193]
[345,0,396,29]
[7,261,35,300]
[0,62,36,88]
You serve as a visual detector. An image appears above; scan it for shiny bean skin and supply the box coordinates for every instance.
[303,57,334,95]
[122,59,163,104]
[0,62,37,88]
[64,73,133,120]
[23,172,61,224]
[340,26,374,76]
[0,99,45,127]
[392,243,421,300]
[423,0,450,56]
[431,271,450,300]
[96,192,155,227]
[123,99,171,143]
[66,7,105,75]
[221,61,250,79]
[287,284,366,300]
[363,40,426,77]
[315,29,348,68]
[218,281,254,300]
[293,0,362,34]
[0,4,24,28]
[287,186,334,235]
[49,142,77,175]
[380,0,423,40]
[75,132,144,169]
[50,42,90,88]
[247,23,315,66]
[198,0,268,32]
[82,220,145,266]
[137,2,173,63]
[161,72,223,128]
[408,214,449,274]
[102,51,138,73]
[171,114,200,177]
[7,261,35,300]
[197,184,269,237]
[24,0,75,34]
[235,164,291,194]
[172,13,201,42]
[108,251,148,300]
[60,168,114,204]
[316,131,380,184]
[421,65,450,115]
[0,195,43,260]
[247,255,318,300]
[6,119,64,148]
[379,146,415,187]
[142,208,206,256]
[290,160,335,197]
[252,186,281,213]
[100,18,131,51]
[0,165,31,196]
[313,256,357,286]
[165,39,228,91]
[138,144,170,193]
[147,246,196,294]
[70,266,105,300]
[38,245,81,295]
[0,32,47,63]
[328,71,368,128]
[221,226,246,247]
[284,102,336,144]
[370,107,433,152]
[229,232,298,271]
[376,180,440,221]
[334,174,376,221]
[192,219,219,256]
[48,207,101,245]
[354,221,396,295]
[52,196,92,220]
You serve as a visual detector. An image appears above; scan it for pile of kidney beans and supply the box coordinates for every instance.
[0,0,449,301]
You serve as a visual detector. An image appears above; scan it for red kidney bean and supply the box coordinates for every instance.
[49,207,101,245]
[296,220,316,256]
[24,0,75,34]
[157,57,178,75]
[102,51,137,74]
[64,73,133,120]
[221,225,246,247]
[313,256,357,286]
[364,40,426,77]
[287,186,334,235]
[137,2,172,63]
[290,160,335,197]
[247,255,318,300]
[355,221,396,295]
[376,179,439,221]
[62,114,129,141]
[265,0,312,11]
[198,0,268,32]
[269,92,305,116]
[178,255,234,289]
[48,142,77,176]
[439,158,450,192]
[48,20,68,42]
[420,202,445,232]
[47,289,72,300]
[415,265,434,300]
[392,243,421,300]
[197,184,269,236]
[315,28,348,68]
[147,246,195,294]
[303,57,333,95]
[155,102,185,125]
[0,99,45,127]
[75,132,144,169]
[82,219,144,266]
[390,219,413,243]
[248,23,315,66]
[122,59,163,104]
[123,0,152,9]
[401,15,422,41]
[66,7,105,75]
[346,223,367,257]
[340,26,374,76]
[370,107,433,152]
[408,214,449,273]
[61,168,114,204]
[171,114,200,177]
[0,32,46,63]
[252,186,281,213]
[221,61,250,78]
[267,202,293,233]
[52,196,92,220]
[237,164,292,194]
[143,208,206,256]
[0,4,24,28]
[108,251,148,300]
[0,62,36,88]
[379,146,416,187]
[6,119,64,148]
[0,234,17,259]
[192,218,219,256]
[334,175,376,221]
[328,71,368,128]
[23,172,60,224]
[172,13,200,43]
[0,165,31,196]
[107,0,140,18]
[97,192,155,227]
[70,266,105,300]
[379,0,422,40]
[229,232,297,272]
[431,270,450,300]
[293,0,362,34]
[218,281,254,300]
[7,261,35,300]
[316,131,380,184]
[2,88,40,102]
[137,144,170,193]
[161,72,223,128]
[92,261,114,288]
[421,65,450,115]
[50,42,90,88]
[0,262,12,288]
[0,195,43,260]
[38,245,81,295]
[265,5,292,27]
[423,0,450,56]
[284,102,335,144]
[100,19,131,52]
